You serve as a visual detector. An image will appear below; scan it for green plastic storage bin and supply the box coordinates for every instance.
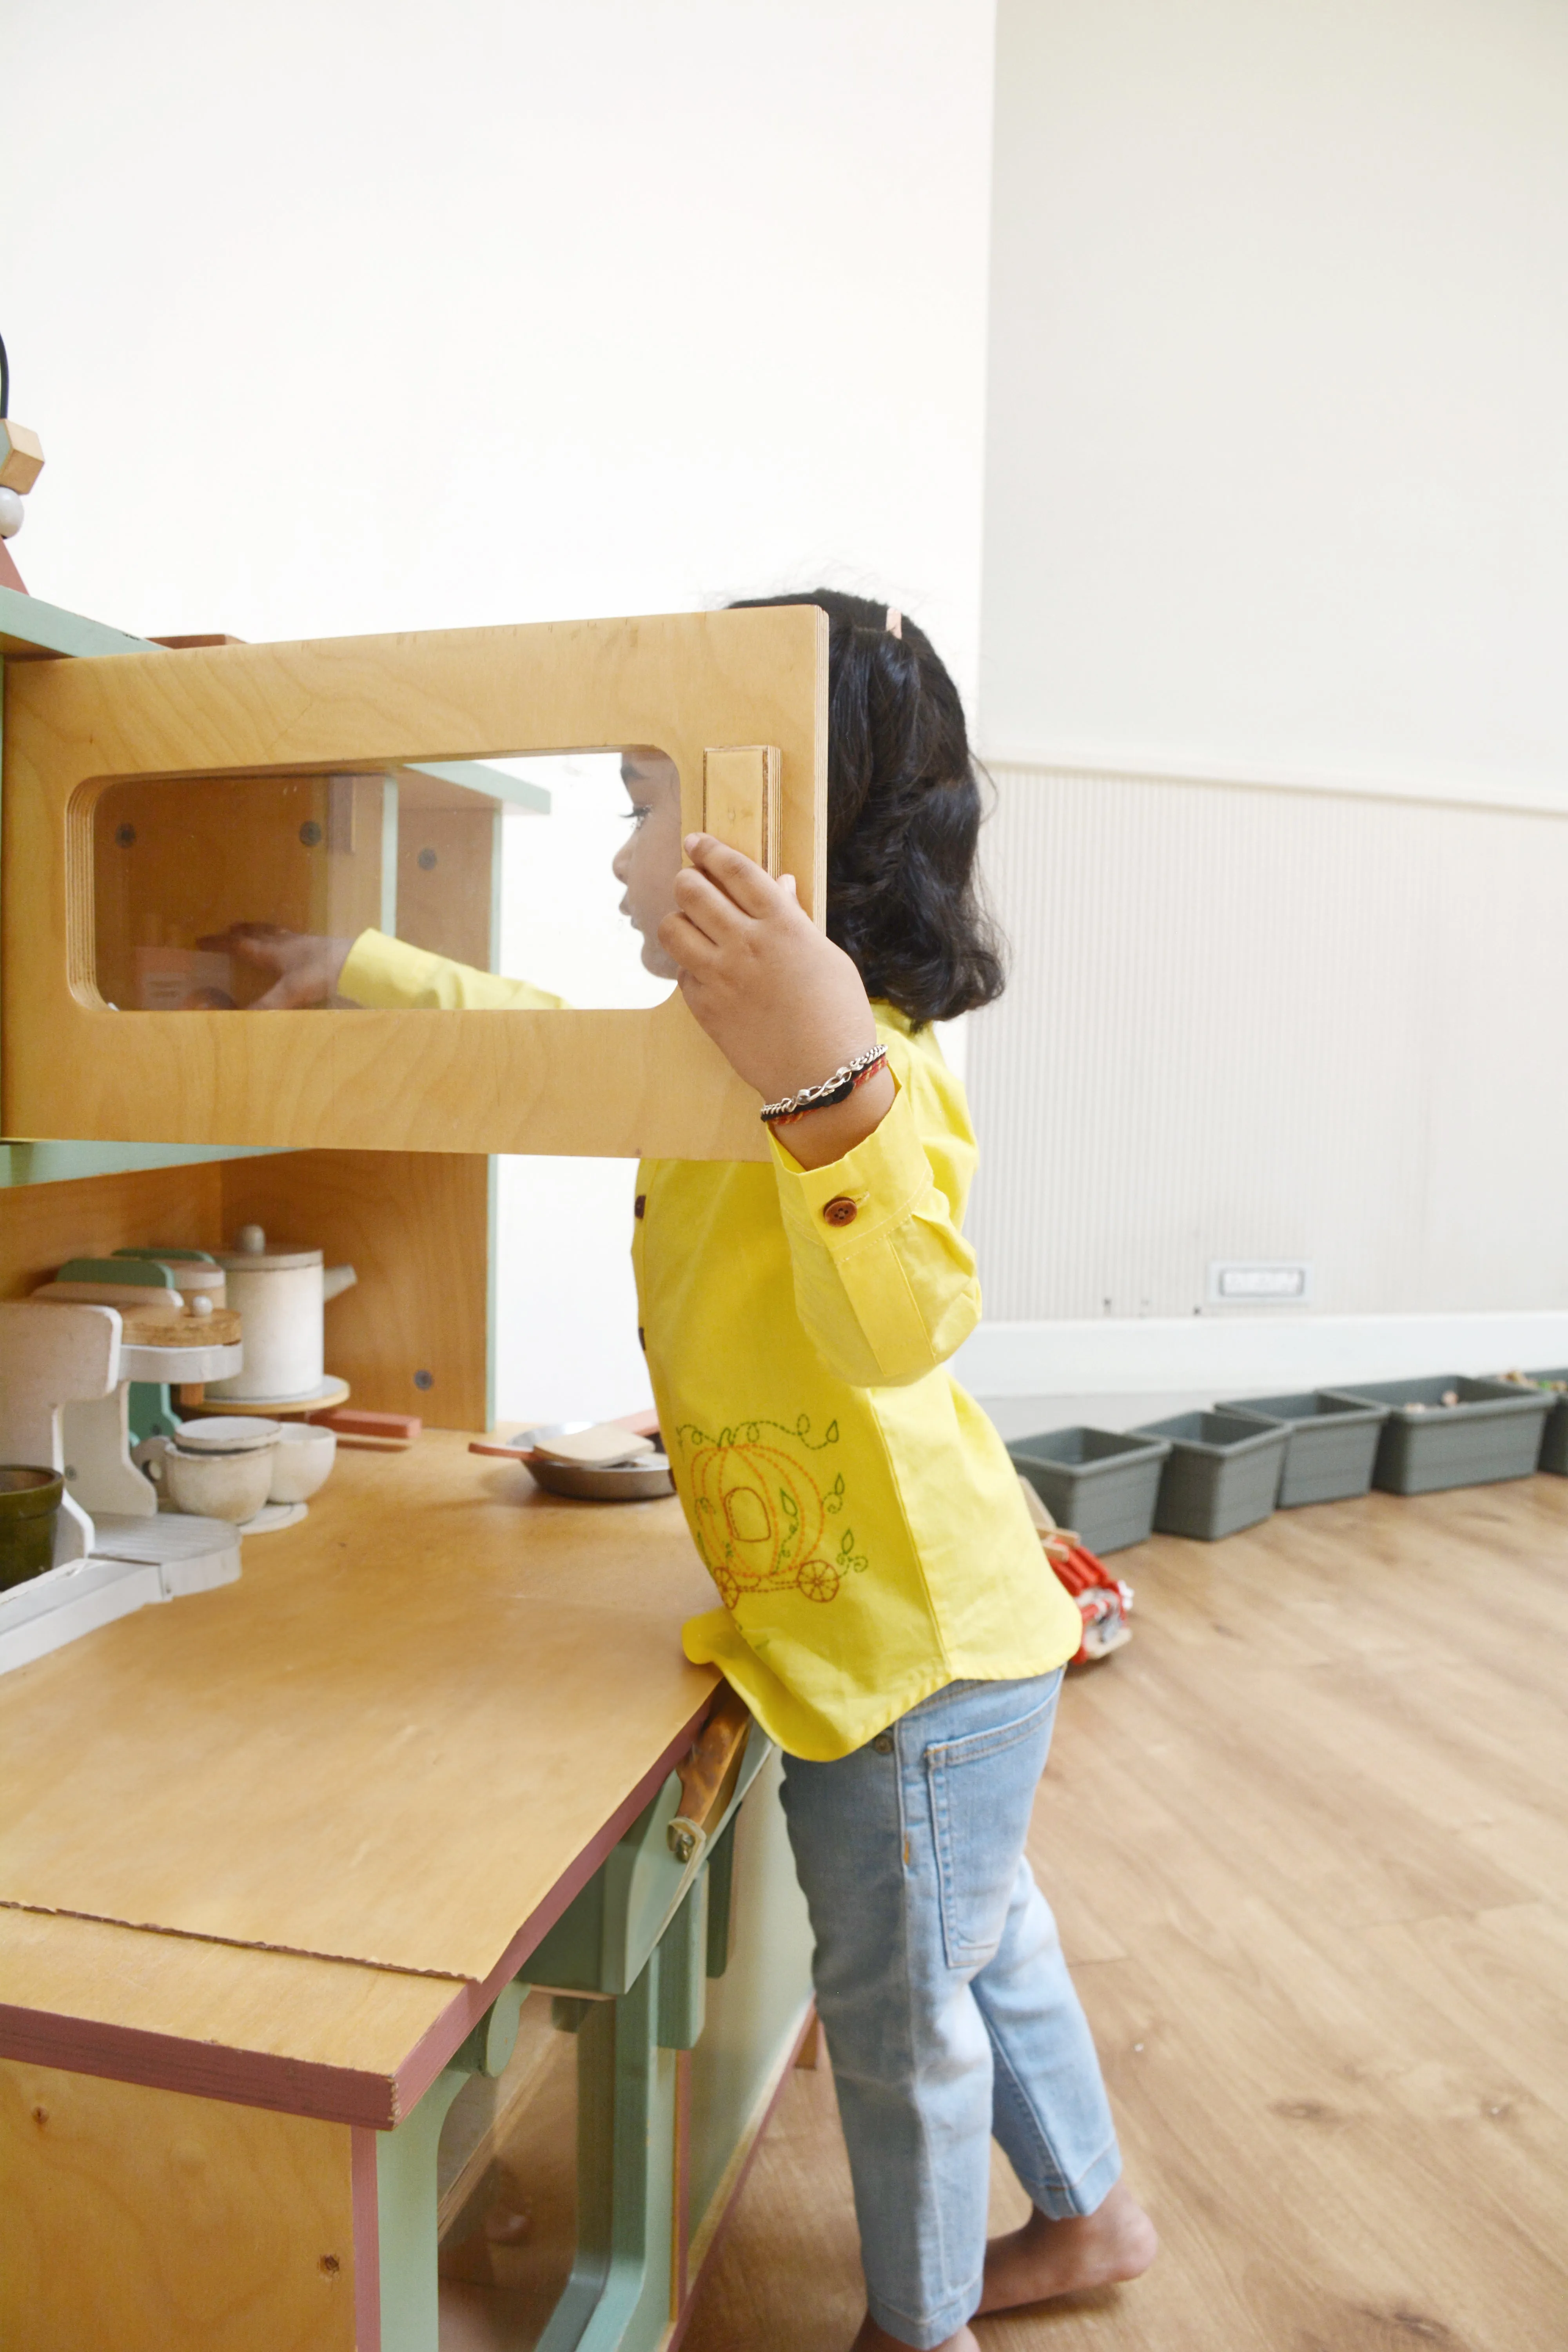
[1495,1368,1568,1476]
[1217,1391,1387,1508]
[1131,1411,1288,1541]
[1007,1426,1172,1555]
[1322,1376,1550,1495]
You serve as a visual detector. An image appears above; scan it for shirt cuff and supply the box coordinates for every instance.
[768,1074,929,1253]
[338,930,564,1011]
[339,929,432,1008]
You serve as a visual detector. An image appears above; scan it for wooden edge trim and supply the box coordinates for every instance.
[664,1999,818,2352]
[0,1688,720,2131]
[388,1688,719,2121]
[351,2124,382,2351]
[0,1999,401,2127]
[672,2046,693,2319]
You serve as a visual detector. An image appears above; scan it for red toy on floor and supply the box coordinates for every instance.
[1016,1477,1134,1662]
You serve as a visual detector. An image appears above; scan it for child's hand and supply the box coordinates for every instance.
[659,836,896,1168]
[196,924,353,1008]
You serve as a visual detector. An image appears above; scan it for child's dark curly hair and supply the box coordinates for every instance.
[728,589,1006,1028]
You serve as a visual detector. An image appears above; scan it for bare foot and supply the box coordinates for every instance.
[850,2318,980,2352]
[977,2181,1157,2313]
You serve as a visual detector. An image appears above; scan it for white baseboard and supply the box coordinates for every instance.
[954,1311,1568,1399]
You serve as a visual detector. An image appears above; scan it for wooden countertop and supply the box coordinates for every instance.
[0,1435,719,2122]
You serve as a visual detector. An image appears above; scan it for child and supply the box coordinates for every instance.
[216,592,1156,2350]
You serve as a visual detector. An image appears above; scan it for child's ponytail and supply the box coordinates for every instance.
[729,590,1005,1027]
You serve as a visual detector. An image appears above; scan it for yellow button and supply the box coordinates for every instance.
[822,1196,858,1228]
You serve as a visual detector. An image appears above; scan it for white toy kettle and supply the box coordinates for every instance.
[206,1226,357,1404]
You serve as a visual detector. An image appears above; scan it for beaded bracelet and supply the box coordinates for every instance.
[760,1044,889,1127]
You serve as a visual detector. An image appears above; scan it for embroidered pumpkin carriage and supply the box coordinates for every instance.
[677,1418,865,1609]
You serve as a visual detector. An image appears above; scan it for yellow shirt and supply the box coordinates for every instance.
[341,931,1083,1759]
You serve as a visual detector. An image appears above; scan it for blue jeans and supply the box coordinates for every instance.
[779,1672,1120,2349]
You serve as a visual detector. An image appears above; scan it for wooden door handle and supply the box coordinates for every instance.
[701,746,780,874]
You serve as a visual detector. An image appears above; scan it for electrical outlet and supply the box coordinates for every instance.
[1208,1260,1312,1305]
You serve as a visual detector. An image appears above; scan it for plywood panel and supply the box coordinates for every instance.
[0,1907,457,2125]
[0,1160,222,1299]
[0,1434,717,1982]
[92,773,388,1011]
[684,1755,813,2267]
[220,1151,490,1429]
[4,608,828,1159]
[0,2057,356,2352]
[0,1149,488,1425]
[395,804,497,970]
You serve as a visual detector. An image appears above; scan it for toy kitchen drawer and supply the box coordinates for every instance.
[2,605,825,1161]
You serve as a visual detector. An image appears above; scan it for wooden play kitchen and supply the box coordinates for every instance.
[0,583,826,2350]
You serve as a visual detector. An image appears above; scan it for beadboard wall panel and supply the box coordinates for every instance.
[965,765,1568,1323]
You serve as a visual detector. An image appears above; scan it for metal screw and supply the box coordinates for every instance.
[668,1823,699,1862]
[417,846,438,871]
[414,1369,434,1392]
[318,2254,340,2276]
[115,822,136,847]
[299,820,323,848]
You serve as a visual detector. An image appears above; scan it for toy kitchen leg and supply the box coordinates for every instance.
[367,1741,814,2352]
[374,1948,679,2352]
[532,1897,694,2352]
[372,1985,530,2352]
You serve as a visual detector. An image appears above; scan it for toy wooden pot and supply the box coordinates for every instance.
[0,1468,64,1589]
[134,1435,276,1523]
[267,1424,337,1504]
[207,1226,356,1404]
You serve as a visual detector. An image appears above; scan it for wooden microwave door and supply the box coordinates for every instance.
[2,606,826,1159]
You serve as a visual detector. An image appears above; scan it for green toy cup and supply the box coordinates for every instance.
[0,1467,65,1590]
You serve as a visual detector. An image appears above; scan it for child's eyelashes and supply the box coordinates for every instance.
[622,805,652,828]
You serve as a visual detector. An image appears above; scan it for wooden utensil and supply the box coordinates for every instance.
[667,1688,754,1862]
[531,1423,654,1467]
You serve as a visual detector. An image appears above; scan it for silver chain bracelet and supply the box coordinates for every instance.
[759,1043,889,1126]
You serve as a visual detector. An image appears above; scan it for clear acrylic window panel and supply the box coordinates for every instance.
[91,754,674,1013]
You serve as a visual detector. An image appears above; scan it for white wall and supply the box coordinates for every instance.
[980,0,1568,800]
[968,0,1568,1410]
[5,0,998,1423]
[957,759,1568,1413]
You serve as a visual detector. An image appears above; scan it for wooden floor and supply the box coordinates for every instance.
[681,1475,1568,2352]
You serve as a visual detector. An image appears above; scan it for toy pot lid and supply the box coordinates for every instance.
[156,1262,227,1292]
[216,1224,322,1271]
[174,1416,281,1453]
